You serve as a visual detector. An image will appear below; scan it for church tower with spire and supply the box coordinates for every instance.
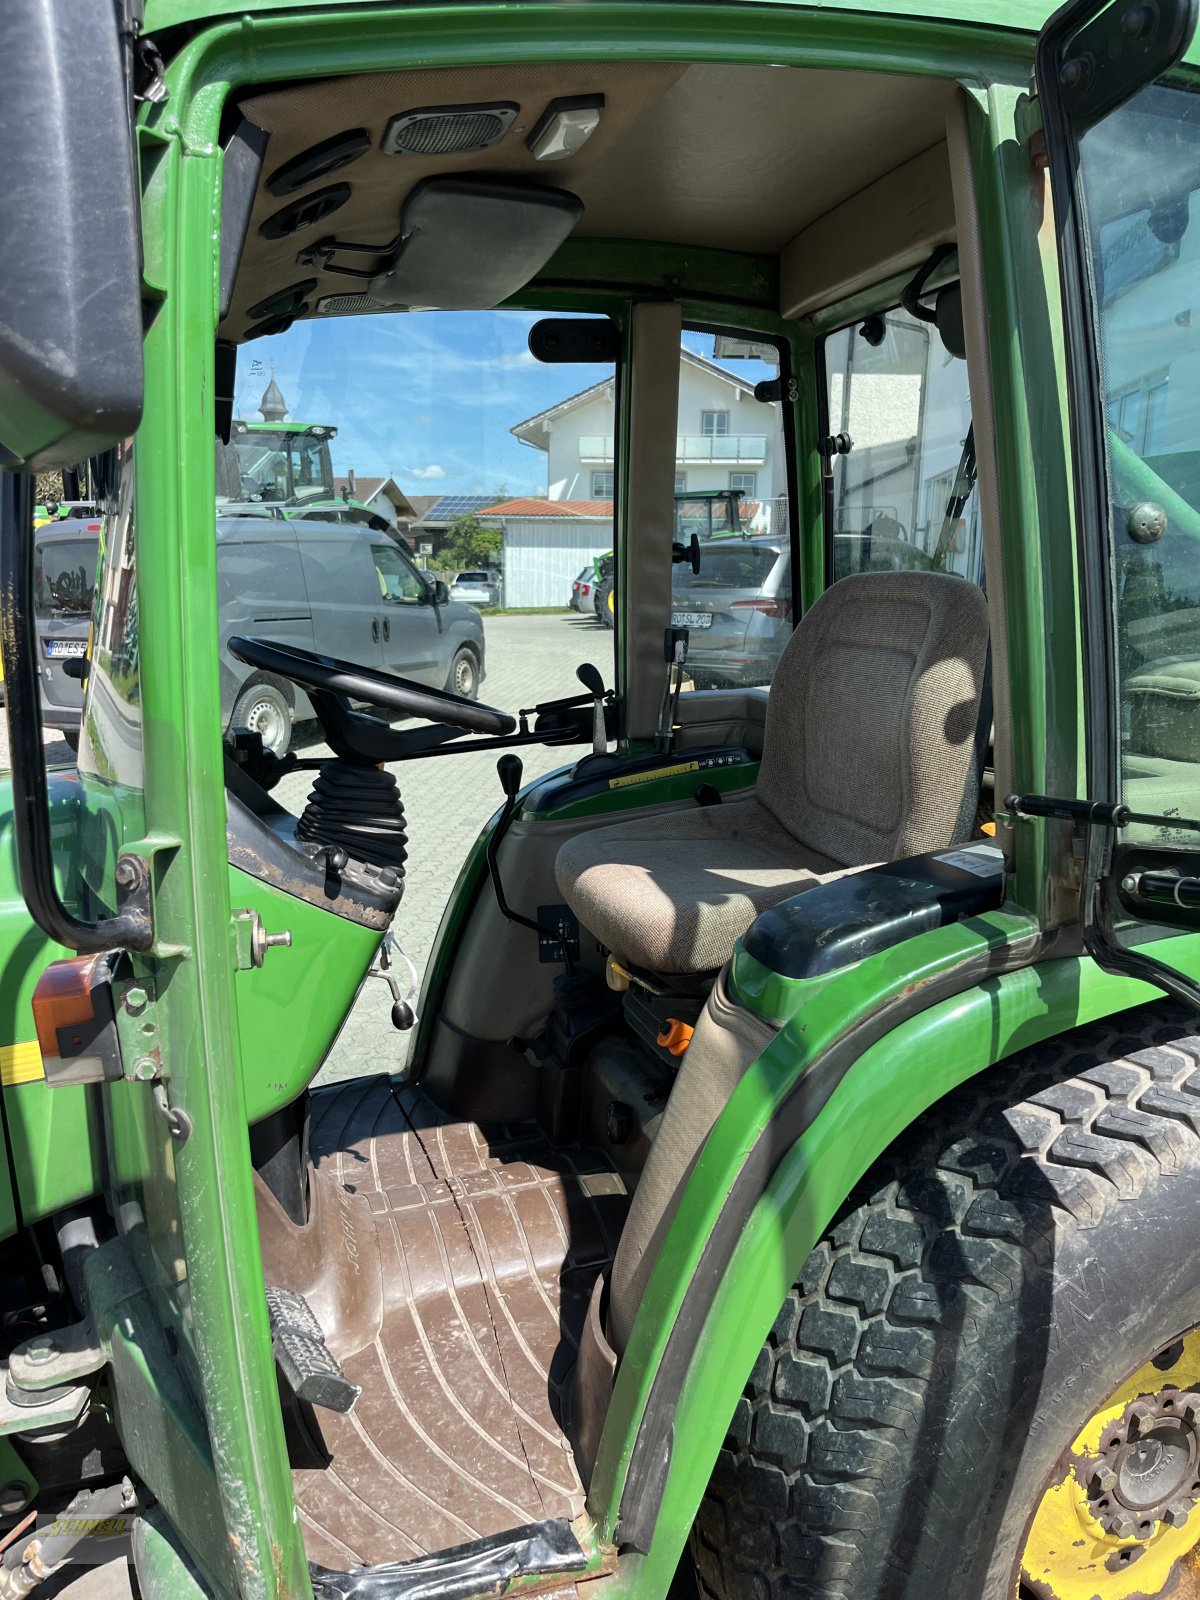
[259,372,287,422]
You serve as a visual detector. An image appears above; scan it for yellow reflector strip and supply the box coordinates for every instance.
[0,1041,45,1086]
[609,760,699,790]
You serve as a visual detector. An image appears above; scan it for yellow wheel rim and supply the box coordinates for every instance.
[1021,1327,1200,1598]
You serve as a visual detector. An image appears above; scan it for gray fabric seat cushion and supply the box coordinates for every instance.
[553,800,846,974]
[556,571,989,973]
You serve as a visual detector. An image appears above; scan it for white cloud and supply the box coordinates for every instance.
[406,464,446,480]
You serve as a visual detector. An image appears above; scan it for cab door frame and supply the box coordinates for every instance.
[1035,0,1200,1004]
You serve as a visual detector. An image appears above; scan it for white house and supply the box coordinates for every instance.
[331,474,413,526]
[511,347,787,508]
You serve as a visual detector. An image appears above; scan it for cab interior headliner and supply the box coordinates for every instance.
[226,62,957,339]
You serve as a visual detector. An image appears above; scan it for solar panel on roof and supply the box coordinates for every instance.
[423,494,493,521]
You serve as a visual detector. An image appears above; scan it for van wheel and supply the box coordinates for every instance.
[692,1002,1200,1600]
[446,648,478,700]
[62,729,80,753]
[232,680,292,758]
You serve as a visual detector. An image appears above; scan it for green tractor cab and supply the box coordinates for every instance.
[3,3,1200,1599]
[217,418,389,529]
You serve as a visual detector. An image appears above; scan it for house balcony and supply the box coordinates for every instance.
[577,434,767,465]
[677,434,766,464]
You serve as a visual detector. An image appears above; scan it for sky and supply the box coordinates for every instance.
[234,311,775,500]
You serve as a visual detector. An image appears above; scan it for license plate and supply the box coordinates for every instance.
[671,610,712,629]
[45,639,86,659]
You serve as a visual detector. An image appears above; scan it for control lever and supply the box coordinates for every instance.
[487,755,575,972]
[366,933,419,1030]
[576,662,608,756]
[656,627,690,755]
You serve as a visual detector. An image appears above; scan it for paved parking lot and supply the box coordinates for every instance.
[4,610,613,1084]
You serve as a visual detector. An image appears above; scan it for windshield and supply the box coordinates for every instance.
[35,536,97,616]
[456,572,489,584]
[216,427,335,506]
[675,495,741,538]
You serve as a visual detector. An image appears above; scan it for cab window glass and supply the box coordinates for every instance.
[824,306,982,586]
[669,329,792,691]
[79,443,142,792]
[1075,86,1200,821]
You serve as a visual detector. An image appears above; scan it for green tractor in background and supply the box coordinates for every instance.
[596,489,745,626]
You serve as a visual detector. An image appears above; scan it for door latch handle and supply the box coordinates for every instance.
[383,618,390,642]
[371,618,380,642]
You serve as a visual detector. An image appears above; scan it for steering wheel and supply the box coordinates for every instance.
[228,637,515,737]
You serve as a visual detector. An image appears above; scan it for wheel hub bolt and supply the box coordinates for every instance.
[1089,1464,1117,1495]
[1126,1400,1156,1439]
[1110,1513,1138,1540]
[1163,1503,1190,1529]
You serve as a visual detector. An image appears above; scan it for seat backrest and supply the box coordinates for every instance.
[756,569,989,865]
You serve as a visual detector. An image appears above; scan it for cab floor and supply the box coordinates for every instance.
[262,1074,628,1570]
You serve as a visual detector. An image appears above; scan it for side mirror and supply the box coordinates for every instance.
[0,2,143,468]
[430,579,450,606]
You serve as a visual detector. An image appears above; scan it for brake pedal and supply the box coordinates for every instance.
[265,1286,361,1414]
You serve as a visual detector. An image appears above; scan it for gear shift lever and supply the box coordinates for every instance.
[576,662,607,756]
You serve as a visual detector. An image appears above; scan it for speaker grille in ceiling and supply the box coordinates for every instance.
[316,294,390,315]
[382,103,518,158]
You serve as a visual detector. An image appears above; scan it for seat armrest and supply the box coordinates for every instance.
[741,843,1005,980]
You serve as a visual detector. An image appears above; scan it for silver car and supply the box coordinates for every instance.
[450,568,503,607]
[670,536,791,690]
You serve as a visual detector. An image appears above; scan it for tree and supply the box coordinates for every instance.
[443,513,502,571]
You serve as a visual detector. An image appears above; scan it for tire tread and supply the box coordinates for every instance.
[692,1001,1200,1600]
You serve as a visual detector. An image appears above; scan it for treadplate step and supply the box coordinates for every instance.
[267,1286,361,1414]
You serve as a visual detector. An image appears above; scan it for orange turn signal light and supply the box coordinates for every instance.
[32,952,123,1086]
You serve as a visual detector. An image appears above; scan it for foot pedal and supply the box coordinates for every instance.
[266,1286,361,1414]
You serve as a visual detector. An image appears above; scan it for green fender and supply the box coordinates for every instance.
[591,909,1200,1593]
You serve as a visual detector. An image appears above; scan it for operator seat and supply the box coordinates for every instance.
[554,570,990,975]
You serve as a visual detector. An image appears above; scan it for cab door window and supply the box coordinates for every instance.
[823,305,982,587]
[1075,87,1200,832]
[669,328,793,691]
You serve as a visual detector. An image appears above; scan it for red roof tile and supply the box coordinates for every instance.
[480,498,613,518]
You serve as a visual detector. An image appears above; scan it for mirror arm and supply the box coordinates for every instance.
[0,472,152,952]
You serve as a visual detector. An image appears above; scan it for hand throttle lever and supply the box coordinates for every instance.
[576,662,608,756]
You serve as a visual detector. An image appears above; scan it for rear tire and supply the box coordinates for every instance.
[692,1003,1200,1600]
[231,679,293,758]
[446,647,479,700]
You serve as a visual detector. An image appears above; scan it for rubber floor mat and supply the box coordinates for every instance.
[257,1075,628,1570]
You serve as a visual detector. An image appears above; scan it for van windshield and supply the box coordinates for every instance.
[35,538,97,616]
